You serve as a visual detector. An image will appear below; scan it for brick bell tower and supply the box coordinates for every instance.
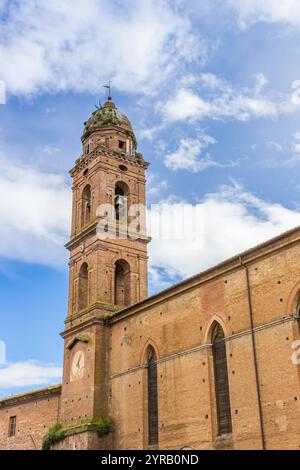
[59,96,150,449]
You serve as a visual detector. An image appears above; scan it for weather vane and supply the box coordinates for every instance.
[103,80,112,100]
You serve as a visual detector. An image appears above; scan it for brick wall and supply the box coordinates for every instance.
[108,231,300,450]
[0,386,61,450]
[1,230,300,450]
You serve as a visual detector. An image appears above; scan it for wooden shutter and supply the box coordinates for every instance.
[213,325,232,435]
[147,347,158,446]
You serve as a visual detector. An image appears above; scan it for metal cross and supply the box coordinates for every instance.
[103,80,112,100]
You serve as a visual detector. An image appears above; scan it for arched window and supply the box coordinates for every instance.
[81,185,91,227]
[114,182,128,225]
[293,290,300,333]
[78,263,88,310]
[293,291,300,318]
[147,346,158,447]
[212,323,232,435]
[114,259,131,306]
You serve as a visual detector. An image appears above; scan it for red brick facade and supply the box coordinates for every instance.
[1,100,300,450]
[0,386,61,450]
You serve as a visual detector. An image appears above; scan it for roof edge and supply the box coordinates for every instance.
[109,224,300,322]
[0,384,62,408]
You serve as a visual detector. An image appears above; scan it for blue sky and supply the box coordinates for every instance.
[2,0,300,396]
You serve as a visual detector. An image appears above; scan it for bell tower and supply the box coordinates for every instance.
[59,97,150,449]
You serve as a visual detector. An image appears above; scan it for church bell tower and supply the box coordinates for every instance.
[59,96,150,449]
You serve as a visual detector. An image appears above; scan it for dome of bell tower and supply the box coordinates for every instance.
[82,97,136,145]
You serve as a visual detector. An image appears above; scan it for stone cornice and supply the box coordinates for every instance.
[70,143,149,176]
[62,302,118,338]
[0,385,62,409]
[65,222,97,250]
[66,222,151,251]
[65,301,117,323]
[62,317,105,339]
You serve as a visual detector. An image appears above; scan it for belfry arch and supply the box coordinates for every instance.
[78,262,89,311]
[81,184,91,227]
[114,181,129,225]
[114,259,131,306]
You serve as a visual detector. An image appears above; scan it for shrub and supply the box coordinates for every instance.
[92,417,111,437]
[42,417,110,449]
[42,424,65,450]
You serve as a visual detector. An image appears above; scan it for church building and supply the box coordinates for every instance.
[1,98,300,450]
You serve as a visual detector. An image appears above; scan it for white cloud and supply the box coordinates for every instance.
[261,132,300,168]
[253,72,269,93]
[165,135,215,172]
[45,106,56,114]
[224,0,300,29]
[291,80,300,105]
[266,140,283,152]
[0,80,6,104]
[0,155,71,266]
[200,73,226,90]
[163,88,211,121]
[42,145,61,156]
[148,266,175,291]
[148,183,300,282]
[293,143,300,153]
[0,361,62,391]
[0,0,206,97]
[137,124,166,142]
[164,135,237,173]
[162,74,298,123]
[147,173,168,200]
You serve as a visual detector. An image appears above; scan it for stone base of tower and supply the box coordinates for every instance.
[51,425,113,450]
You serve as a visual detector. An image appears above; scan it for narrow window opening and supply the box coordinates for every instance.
[8,416,16,437]
[114,259,130,306]
[81,185,91,227]
[118,140,125,150]
[114,182,128,226]
[295,292,300,334]
[78,263,88,310]
[147,346,158,447]
[212,323,232,435]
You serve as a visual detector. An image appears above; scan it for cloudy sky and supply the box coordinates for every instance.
[2,0,300,396]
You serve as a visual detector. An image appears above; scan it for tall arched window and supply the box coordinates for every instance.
[212,323,232,435]
[293,290,300,334]
[81,185,91,227]
[114,182,128,226]
[114,259,131,306]
[147,346,158,447]
[78,263,88,310]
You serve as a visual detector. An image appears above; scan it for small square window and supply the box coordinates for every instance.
[8,416,16,437]
[85,144,90,155]
[118,140,125,150]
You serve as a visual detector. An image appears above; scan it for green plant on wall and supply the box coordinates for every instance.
[42,417,111,450]
[92,417,111,436]
[42,424,65,450]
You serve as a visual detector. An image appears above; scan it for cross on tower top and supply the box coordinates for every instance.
[103,80,112,101]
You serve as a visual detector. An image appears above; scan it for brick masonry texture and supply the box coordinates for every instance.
[1,100,300,450]
[0,386,61,450]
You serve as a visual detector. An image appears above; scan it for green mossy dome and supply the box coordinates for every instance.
[82,98,135,141]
